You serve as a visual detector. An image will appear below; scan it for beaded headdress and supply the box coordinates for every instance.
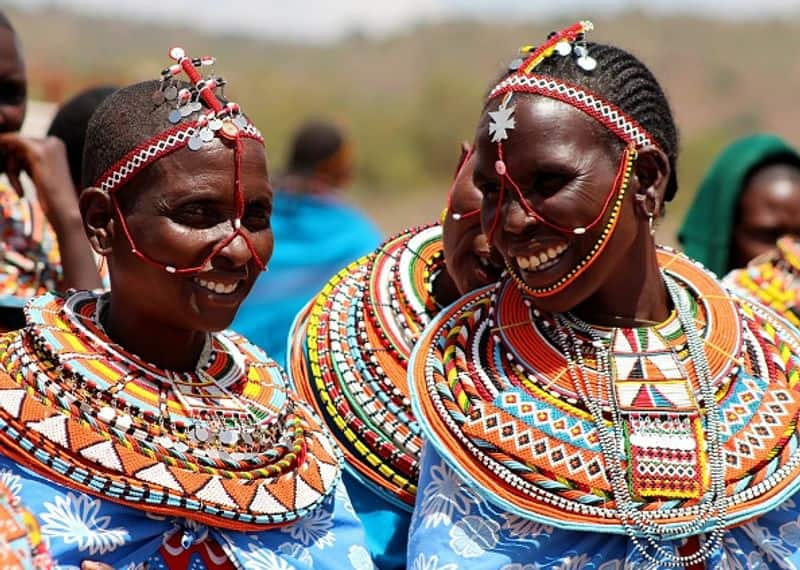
[92,47,266,275]
[483,21,659,297]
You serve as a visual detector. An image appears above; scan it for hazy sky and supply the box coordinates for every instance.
[6,0,800,41]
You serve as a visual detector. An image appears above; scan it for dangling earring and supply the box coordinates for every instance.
[636,193,655,236]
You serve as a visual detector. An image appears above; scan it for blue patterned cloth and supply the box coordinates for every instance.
[0,456,376,569]
[233,191,382,368]
[408,445,800,569]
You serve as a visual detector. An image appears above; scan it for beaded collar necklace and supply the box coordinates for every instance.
[293,224,444,509]
[725,236,800,327]
[410,247,800,552]
[0,291,341,530]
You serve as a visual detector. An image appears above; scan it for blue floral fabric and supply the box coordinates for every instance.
[0,456,376,570]
[408,445,800,569]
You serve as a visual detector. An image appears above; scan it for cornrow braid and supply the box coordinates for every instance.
[494,42,679,201]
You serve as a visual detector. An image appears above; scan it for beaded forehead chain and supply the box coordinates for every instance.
[483,22,660,297]
[93,47,267,275]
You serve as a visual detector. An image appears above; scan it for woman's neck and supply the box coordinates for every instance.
[572,239,670,329]
[103,298,207,371]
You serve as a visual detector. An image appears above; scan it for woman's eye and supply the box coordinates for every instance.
[173,203,223,228]
[532,173,570,197]
[243,205,271,230]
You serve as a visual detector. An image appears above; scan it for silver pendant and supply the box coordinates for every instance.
[179,104,193,118]
[209,118,223,131]
[234,115,247,129]
[555,41,572,56]
[577,55,597,71]
[191,426,211,443]
[188,135,203,151]
[164,85,178,101]
[508,58,523,71]
[168,109,182,124]
[219,429,239,446]
[190,101,203,113]
[200,127,214,143]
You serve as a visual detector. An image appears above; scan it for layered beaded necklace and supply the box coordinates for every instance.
[410,246,800,564]
[294,224,444,509]
[0,291,342,530]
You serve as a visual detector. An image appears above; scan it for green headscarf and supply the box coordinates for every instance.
[678,134,800,277]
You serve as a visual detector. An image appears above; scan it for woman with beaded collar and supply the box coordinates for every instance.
[407,22,800,568]
[287,143,502,568]
[0,48,371,568]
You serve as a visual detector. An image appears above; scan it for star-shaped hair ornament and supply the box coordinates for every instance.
[488,92,516,143]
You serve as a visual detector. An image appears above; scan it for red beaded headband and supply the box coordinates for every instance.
[482,22,658,297]
[93,47,267,275]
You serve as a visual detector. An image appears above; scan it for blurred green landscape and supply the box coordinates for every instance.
[8,7,800,243]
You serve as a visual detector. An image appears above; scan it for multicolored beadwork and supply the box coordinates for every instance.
[725,236,800,327]
[410,246,800,537]
[0,291,341,531]
[289,225,444,509]
[0,185,61,307]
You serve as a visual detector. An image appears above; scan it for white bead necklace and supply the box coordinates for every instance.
[553,274,728,567]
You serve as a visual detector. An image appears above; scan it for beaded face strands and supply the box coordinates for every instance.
[482,21,658,298]
[93,47,266,276]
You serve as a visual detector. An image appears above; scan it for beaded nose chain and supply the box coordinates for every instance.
[93,47,267,275]
[484,21,657,298]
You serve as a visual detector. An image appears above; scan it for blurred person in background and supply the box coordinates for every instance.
[232,120,381,366]
[679,133,800,277]
[0,11,101,332]
[47,85,117,192]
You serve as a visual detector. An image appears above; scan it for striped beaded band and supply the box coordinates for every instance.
[94,121,263,195]
[487,74,656,151]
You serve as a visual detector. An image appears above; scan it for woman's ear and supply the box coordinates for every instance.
[633,145,670,218]
[79,187,114,256]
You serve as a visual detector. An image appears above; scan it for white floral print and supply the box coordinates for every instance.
[335,482,357,518]
[239,544,295,570]
[279,506,335,549]
[278,541,314,566]
[419,462,477,528]
[410,552,459,570]
[448,515,500,558]
[40,492,129,555]
[347,544,374,570]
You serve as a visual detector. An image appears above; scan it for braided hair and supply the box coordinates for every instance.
[493,42,679,201]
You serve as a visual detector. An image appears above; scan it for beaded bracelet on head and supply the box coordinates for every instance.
[92,47,267,276]
[483,21,660,298]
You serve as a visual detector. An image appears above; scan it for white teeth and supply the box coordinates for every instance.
[194,278,237,294]
[517,244,569,273]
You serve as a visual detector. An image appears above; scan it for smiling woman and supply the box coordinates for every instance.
[0,48,370,568]
[407,22,800,569]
